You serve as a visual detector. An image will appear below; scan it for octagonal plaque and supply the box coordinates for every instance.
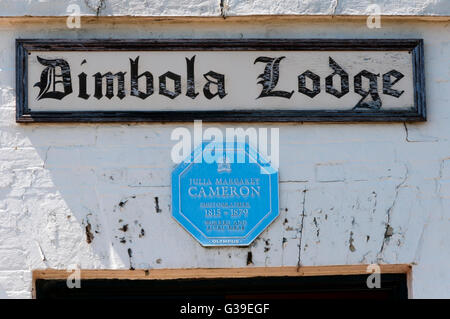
[171,142,279,246]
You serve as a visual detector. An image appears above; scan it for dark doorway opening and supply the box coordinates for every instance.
[35,274,407,299]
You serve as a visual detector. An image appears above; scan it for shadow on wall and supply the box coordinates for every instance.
[22,124,201,271]
[17,122,286,272]
[0,284,8,298]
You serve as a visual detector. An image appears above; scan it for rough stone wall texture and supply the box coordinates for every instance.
[0,0,449,17]
[0,18,449,298]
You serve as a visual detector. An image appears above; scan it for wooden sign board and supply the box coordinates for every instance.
[16,39,425,122]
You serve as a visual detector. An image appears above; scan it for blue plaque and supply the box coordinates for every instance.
[172,142,279,246]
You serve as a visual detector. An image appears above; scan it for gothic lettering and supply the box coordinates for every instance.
[93,71,126,100]
[203,71,227,99]
[383,70,405,98]
[186,55,199,99]
[354,70,382,109]
[159,71,182,99]
[78,72,89,100]
[254,56,294,99]
[33,55,407,108]
[130,56,154,99]
[298,70,321,98]
[34,56,73,100]
[326,57,349,98]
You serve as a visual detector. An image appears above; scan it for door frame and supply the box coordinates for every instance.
[32,264,412,299]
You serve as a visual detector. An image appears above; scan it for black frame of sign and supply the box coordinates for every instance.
[16,39,426,123]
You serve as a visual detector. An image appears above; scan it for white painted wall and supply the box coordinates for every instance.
[0,16,449,299]
[0,0,449,17]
